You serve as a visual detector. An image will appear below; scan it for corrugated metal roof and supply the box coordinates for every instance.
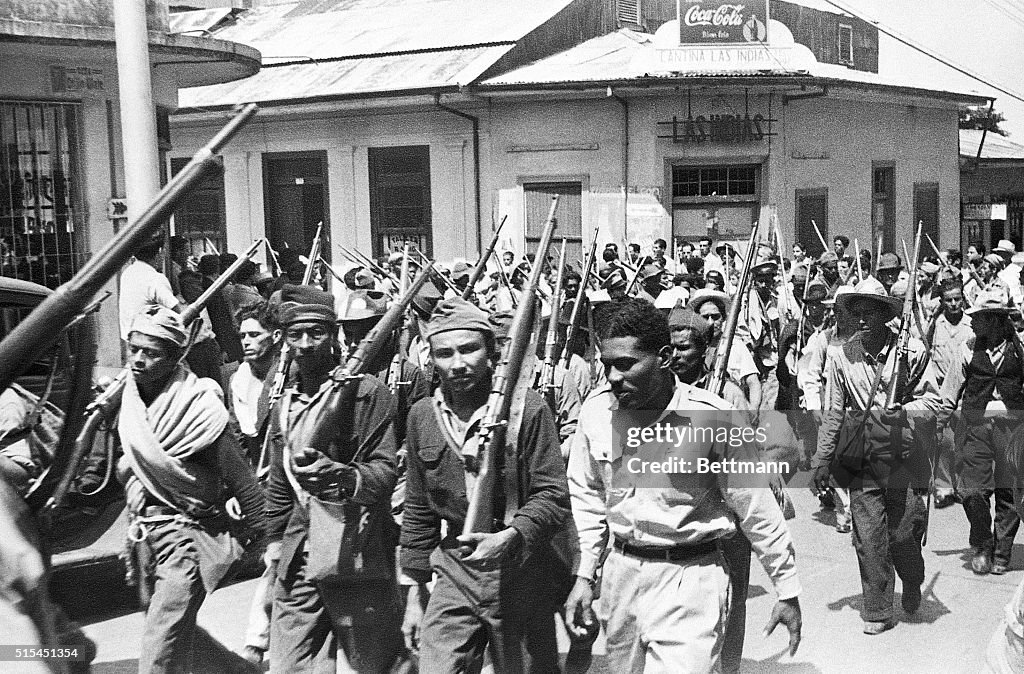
[960,129,1024,160]
[202,0,574,62]
[168,8,237,36]
[480,28,989,103]
[179,44,513,108]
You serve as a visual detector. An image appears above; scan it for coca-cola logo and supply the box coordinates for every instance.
[683,4,746,27]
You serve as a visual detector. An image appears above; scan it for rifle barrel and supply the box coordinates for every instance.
[0,103,257,395]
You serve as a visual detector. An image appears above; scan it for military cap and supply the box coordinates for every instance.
[803,278,828,303]
[425,298,493,340]
[129,305,188,348]
[983,253,1006,270]
[817,251,839,266]
[876,253,903,272]
[279,284,337,325]
[450,261,472,282]
[339,289,388,322]
[667,300,711,337]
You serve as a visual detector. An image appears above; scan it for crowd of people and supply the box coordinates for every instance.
[7,224,1024,673]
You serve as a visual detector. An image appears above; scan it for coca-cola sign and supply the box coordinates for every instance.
[678,0,770,44]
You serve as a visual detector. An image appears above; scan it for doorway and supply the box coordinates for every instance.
[263,151,330,262]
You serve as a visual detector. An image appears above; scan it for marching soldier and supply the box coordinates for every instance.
[926,279,973,510]
[118,306,265,673]
[745,260,782,408]
[564,298,802,671]
[400,298,572,672]
[229,301,283,666]
[690,289,762,409]
[811,281,933,634]
[915,289,1024,575]
[266,284,402,673]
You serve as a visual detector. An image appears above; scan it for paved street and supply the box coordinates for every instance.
[76,474,1018,673]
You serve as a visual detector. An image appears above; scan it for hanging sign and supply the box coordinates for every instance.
[678,0,770,45]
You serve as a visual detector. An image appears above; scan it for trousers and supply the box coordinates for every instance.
[960,419,1022,564]
[419,547,559,673]
[601,546,730,673]
[138,522,209,674]
[244,541,281,651]
[849,485,927,623]
[271,546,401,674]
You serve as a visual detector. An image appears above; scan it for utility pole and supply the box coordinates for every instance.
[113,0,161,224]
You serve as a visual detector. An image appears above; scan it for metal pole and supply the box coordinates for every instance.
[114,0,161,222]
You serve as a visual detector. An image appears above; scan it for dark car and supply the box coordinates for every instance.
[0,277,131,614]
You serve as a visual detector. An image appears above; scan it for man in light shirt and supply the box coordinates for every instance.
[563,298,801,671]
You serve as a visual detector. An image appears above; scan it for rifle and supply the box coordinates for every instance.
[773,218,795,322]
[255,232,328,477]
[464,196,558,536]
[538,239,568,413]
[811,219,829,252]
[302,223,324,286]
[298,263,437,463]
[464,215,508,300]
[562,224,600,370]
[36,237,265,513]
[886,223,924,409]
[853,238,864,283]
[10,105,258,513]
[707,221,761,398]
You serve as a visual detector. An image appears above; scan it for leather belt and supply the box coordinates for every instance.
[613,538,719,562]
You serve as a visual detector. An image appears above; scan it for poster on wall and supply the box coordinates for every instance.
[677,0,770,45]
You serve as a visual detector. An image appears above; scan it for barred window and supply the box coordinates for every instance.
[0,101,85,289]
[672,165,757,198]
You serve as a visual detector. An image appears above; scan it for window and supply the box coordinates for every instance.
[523,182,583,266]
[838,24,854,65]
[796,188,828,258]
[670,164,761,242]
[0,101,85,289]
[369,146,432,258]
[170,156,226,256]
[617,0,641,25]
[672,165,757,199]
[872,164,895,253]
[913,183,939,259]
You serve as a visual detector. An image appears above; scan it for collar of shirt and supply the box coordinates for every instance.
[987,339,1008,366]
[432,387,488,461]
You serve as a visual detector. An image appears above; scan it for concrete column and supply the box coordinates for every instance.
[113,0,160,221]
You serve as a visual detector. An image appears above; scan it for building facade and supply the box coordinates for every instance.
[0,0,259,369]
[169,0,983,290]
[960,128,1024,253]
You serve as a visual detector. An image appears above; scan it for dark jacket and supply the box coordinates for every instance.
[265,374,398,543]
[399,390,571,583]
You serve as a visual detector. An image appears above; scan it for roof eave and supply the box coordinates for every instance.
[474,74,993,106]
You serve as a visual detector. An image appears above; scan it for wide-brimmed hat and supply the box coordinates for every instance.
[822,284,855,307]
[688,289,729,317]
[876,253,903,272]
[834,278,903,320]
[918,261,940,275]
[715,242,736,256]
[339,289,388,322]
[966,288,1016,315]
[818,251,839,266]
[995,239,1017,254]
[751,260,778,277]
[983,253,1006,270]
